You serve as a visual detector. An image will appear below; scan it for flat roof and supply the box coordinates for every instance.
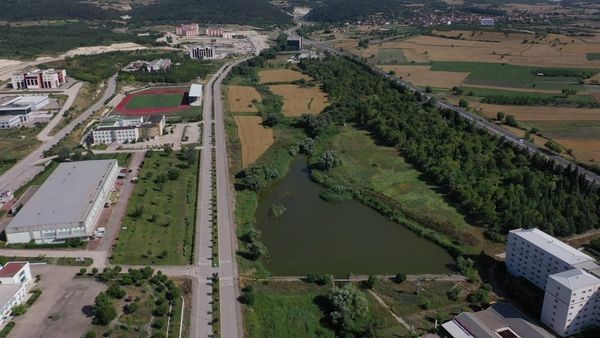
[189,84,203,97]
[0,262,26,278]
[7,160,118,233]
[447,303,554,338]
[0,284,23,308]
[549,268,600,290]
[510,228,593,266]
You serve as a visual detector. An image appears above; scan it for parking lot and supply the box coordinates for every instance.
[9,265,106,338]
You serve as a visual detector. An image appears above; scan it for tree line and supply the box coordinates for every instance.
[298,56,599,237]
[481,94,599,108]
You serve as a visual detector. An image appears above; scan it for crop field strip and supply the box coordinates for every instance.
[227,85,261,113]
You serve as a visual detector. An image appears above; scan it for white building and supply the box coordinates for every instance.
[0,262,33,326]
[206,27,224,37]
[189,84,203,105]
[0,115,24,129]
[506,228,595,289]
[541,268,600,337]
[176,23,199,37]
[6,160,119,244]
[91,115,165,144]
[480,18,495,26]
[505,228,600,337]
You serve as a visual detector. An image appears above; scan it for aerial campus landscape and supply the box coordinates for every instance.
[1,1,600,338]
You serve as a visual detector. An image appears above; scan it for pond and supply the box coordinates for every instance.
[255,158,455,276]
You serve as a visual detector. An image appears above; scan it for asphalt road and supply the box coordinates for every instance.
[0,75,117,193]
[290,26,600,185]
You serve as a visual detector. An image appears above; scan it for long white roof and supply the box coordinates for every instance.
[510,228,594,266]
[189,84,203,98]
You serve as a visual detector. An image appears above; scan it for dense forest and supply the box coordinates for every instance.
[305,0,413,22]
[131,0,291,27]
[299,57,599,237]
[0,23,155,59]
[0,0,117,21]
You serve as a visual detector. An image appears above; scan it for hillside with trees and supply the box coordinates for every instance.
[131,0,292,27]
[299,57,600,237]
[0,0,117,21]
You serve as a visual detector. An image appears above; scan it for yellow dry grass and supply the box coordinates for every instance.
[268,84,329,116]
[234,116,274,168]
[464,84,562,94]
[554,139,600,163]
[258,69,309,84]
[477,103,600,121]
[228,85,261,113]
[379,65,469,88]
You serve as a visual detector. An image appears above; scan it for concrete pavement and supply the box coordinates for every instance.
[0,75,117,193]
[36,82,84,142]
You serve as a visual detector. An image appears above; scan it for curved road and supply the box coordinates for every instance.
[0,75,117,193]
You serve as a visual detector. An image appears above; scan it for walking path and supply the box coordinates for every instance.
[367,289,414,333]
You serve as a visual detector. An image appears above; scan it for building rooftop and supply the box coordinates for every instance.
[549,268,600,290]
[0,262,27,278]
[510,228,594,266]
[442,303,555,338]
[189,84,203,98]
[7,160,118,233]
[0,284,23,308]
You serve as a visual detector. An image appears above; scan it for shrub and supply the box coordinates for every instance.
[395,273,407,284]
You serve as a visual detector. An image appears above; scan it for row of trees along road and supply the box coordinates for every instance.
[298,57,599,237]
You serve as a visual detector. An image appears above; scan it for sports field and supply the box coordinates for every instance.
[115,88,190,115]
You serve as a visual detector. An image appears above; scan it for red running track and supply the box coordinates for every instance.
[115,88,190,116]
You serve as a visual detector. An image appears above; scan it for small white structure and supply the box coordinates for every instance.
[0,191,13,204]
[0,262,32,327]
[6,160,119,244]
[189,84,203,106]
[0,115,24,129]
[480,18,495,26]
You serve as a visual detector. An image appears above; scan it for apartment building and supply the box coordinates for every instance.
[206,27,224,37]
[541,268,600,337]
[505,228,600,337]
[506,228,595,289]
[176,23,199,37]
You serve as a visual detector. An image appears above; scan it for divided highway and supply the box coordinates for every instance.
[290,27,600,185]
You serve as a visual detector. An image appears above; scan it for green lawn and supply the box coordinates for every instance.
[519,120,600,140]
[460,86,596,104]
[126,93,184,109]
[430,61,590,91]
[111,150,198,265]
[324,126,490,251]
[376,48,407,64]
[245,282,335,338]
[0,126,44,176]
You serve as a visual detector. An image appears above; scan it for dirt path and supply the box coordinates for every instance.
[367,289,415,333]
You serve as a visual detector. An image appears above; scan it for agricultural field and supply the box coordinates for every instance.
[233,116,274,168]
[268,84,329,116]
[476,103,600,121]
[228,85,261,113]
[258,69,309,84]
[111,150,198,265]
[380,65,468,88]
[324,126,496,253]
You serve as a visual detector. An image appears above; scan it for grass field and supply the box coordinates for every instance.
[111,150,198,265]
[258,69,309,84]
[268,84,329,116]
[376,48,407,64]
[325,126,493,251]
[587,53,600,61]
[431,61,586,91]
[0,126,44,176]
[379,65,469,88]
[234,116,274,168]
[245,282,335,338]
[228,86,261,113]
[125,92,184,109]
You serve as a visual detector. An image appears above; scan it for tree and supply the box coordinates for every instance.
[84,331,96,338]
[395,273,407,284]
[545,141,562,153]
[93,292,117,325]
[106,284,126,299]
[91,267,98,274]
[317,150,341,170]
[459,99,469,108]
[425,86,432,93]
[79,268,87,275]
[326,284,371,335]
[246,241,267,260]
[167,168,181,180]
[263,113,280,127]
[496,112,505,122]
[504,115,518,127]
[364,275,377,289]
[183,147,198,166]
[447,287,460,301]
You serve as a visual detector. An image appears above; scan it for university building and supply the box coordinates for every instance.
[11,69,67,90]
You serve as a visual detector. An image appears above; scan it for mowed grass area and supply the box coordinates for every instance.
[325,126,492,252]
[244,281,407,338]
[376,48,407,64]
[112,150,199,265]
[430,61,588,90]
[125,92,184,109]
